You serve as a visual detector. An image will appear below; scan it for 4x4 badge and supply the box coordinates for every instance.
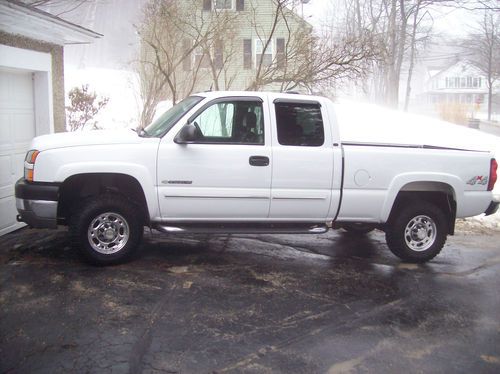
[466,176,488,186]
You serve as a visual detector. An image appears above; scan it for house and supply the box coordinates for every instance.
[423,61,488,106]
[138,0,312,125]
[417,60,499,120]
[196,0,313,91]
[0,0,101,235]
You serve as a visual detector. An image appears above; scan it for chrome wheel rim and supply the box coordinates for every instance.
[87,212,129,254]
[404,215,437,252]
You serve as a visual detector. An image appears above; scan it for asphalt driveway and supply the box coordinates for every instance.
[1,226,500,373]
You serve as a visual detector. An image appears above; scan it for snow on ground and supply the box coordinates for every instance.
[456,212,500,234]
[334,100,500,153]
[335,100,500,232]
[64,66,142,130]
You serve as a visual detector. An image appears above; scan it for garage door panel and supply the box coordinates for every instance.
[0,70,34,235]
[0,113,12,148]
[0,71,33,110]
[0,198,23,236]
[0,73,8,104]
[0,154,11,187]
[12,152,25,180]
[0,198,16,228]
[14,112,36,142]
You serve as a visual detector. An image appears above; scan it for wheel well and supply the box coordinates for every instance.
[389,183,457,235]
[58,173,149,225]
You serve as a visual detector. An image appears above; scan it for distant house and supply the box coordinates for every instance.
[422,61,489,107]
[0,0,101,235]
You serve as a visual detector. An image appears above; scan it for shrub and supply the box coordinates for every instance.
[66,85,109,131]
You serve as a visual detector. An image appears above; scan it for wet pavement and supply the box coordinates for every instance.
[1,227,500,373]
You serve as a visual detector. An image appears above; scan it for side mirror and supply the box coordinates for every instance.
[174,123,198,144]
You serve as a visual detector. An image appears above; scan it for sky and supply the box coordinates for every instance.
[300,0,486,37]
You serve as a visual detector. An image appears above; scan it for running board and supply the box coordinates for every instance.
[152,222,329,235]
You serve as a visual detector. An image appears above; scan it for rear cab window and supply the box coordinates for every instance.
[274,100,324,146]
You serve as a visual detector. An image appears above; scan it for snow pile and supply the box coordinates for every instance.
[334,100,499,154]
[64,66,142,130]
[456,211,500,234]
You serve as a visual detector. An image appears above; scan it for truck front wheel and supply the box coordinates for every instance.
[385,201,448,263]
[70,195,143,265]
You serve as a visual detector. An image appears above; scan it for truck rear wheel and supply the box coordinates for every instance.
[385,201,447,263]
[70,195,143,265]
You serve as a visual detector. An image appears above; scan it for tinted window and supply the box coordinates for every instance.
[275,102,324,146]
[190,100,264,144]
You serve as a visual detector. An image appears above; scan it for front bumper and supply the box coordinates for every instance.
[484,201,499,216]
[15,178,60,229]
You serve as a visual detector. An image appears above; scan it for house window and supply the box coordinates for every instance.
[194,46,210,69]
[467,76,472,88]
[214,40,223,69]
[460,77,466,88]
[255,39,273,67]
[182,38,191,72]
[276,38,285,69]
[446,77,457,88]
[204,0,244,11]
[236,0,245,11]
[214,0,233,10]
[243,39,252,69]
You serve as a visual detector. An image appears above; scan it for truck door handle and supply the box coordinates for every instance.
[249,156,269,166]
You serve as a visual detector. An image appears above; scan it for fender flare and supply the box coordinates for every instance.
[55,162,158,219]
[380,172,463,222]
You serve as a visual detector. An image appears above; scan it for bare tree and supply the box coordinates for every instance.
[333,0,405,106]
[403,0,435,111]
[136,0,239,127]
[137,0,379,126]
[236,0,377,92]
[334,0,463,108]
[463,10,500,120]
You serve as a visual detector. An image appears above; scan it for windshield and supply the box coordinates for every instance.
[143,96,203,137]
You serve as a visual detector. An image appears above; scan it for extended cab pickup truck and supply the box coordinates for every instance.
[15,91,499,265]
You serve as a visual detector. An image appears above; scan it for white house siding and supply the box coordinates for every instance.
[178,0,311,93]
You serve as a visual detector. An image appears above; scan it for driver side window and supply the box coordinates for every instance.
[191,100,264,145]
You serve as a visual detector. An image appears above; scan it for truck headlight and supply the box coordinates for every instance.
[24,150,40,182]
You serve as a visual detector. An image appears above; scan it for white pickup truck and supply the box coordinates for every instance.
[15,91,498,265]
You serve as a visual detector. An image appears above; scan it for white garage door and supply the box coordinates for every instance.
[0,69,35,235]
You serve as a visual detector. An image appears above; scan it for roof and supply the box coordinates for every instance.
[0,0,102,45]
[428,60,483,81]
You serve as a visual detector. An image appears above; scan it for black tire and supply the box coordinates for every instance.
[70,195,143,265]
[385,201,448,263]
[342,223,376,235]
